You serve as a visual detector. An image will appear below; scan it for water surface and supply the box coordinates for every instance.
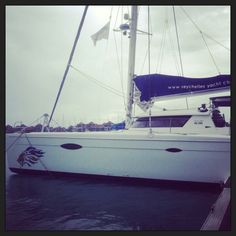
[5,165,219,231]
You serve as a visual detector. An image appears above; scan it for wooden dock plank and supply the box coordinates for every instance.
[201,187,230,231]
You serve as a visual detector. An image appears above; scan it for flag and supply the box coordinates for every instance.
[91,21,110,46]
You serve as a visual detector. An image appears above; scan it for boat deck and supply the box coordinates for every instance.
[201,177,231,231]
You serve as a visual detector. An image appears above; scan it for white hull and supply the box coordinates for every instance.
[6,130,230,185]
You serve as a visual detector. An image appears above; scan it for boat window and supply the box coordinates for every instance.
[132,116,191,128]
[170,116,191,127]
[151,118,171,127]
[132,117,148,128]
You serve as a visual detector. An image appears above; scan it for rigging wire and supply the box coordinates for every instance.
[155,9,168,74]
[50,118,63,128]
[167,28,181,76]
[172,6,189,109]
[147,6,151,74]
[120,6,127,111]
[180,6,224,75]
[156,9,181,75]
[201,33,221,74]
[121,6,124,81]
[103,7,113,57]
[114,6,120,25]
[166,9,181,76]
[172,6,184,76]
[97,6,114,122]
[159,20,167,73]
[70,65,125,98]
[103,6,113,54]
[113,6,127,113]
[6,114,46,152]
[180,7,230,52]
[147,6,152,134]
[113,32,123,81]
[201,33,230,52]
[109,6,113,20]
[48,6,88,127]
[139,8,153,75]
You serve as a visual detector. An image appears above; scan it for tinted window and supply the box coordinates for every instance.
[170,116,191,127]
[151,118,171,127]
[132,116,191,128]
[132,117,148,128]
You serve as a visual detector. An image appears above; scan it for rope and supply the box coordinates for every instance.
[52,118,61,127]
[24,132,54,177]
[6,132,25,153]
[48,6,88,127]
[7,118,54,176]
[24,133,32,146]
[6,114,46,152]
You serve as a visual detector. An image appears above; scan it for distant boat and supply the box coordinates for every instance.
[6,6,230,186]
[111,121,125,130]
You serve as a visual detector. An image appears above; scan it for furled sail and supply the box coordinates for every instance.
[133,74,230,111]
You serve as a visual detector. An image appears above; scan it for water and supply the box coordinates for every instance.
[5,165,220,231]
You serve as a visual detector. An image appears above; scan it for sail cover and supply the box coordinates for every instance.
[133,74,230,111]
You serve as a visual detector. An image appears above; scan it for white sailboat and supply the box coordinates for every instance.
[6,6,230,186]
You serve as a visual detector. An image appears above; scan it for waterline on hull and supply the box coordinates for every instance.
[9,167,223,191]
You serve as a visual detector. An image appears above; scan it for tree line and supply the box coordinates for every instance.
[5,121,125,133]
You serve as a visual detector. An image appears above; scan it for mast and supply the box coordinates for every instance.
[125,6,138,128]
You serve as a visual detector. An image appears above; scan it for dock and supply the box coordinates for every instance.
[201,178,231,231]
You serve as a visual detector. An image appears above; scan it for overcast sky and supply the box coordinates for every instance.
[6,5,230,127]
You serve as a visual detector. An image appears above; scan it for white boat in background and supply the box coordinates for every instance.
[6,6,230,186]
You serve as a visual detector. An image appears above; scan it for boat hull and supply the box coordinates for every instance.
[6,131,230,185]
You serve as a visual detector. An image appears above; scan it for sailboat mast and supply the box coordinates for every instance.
[125,5,138,128]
